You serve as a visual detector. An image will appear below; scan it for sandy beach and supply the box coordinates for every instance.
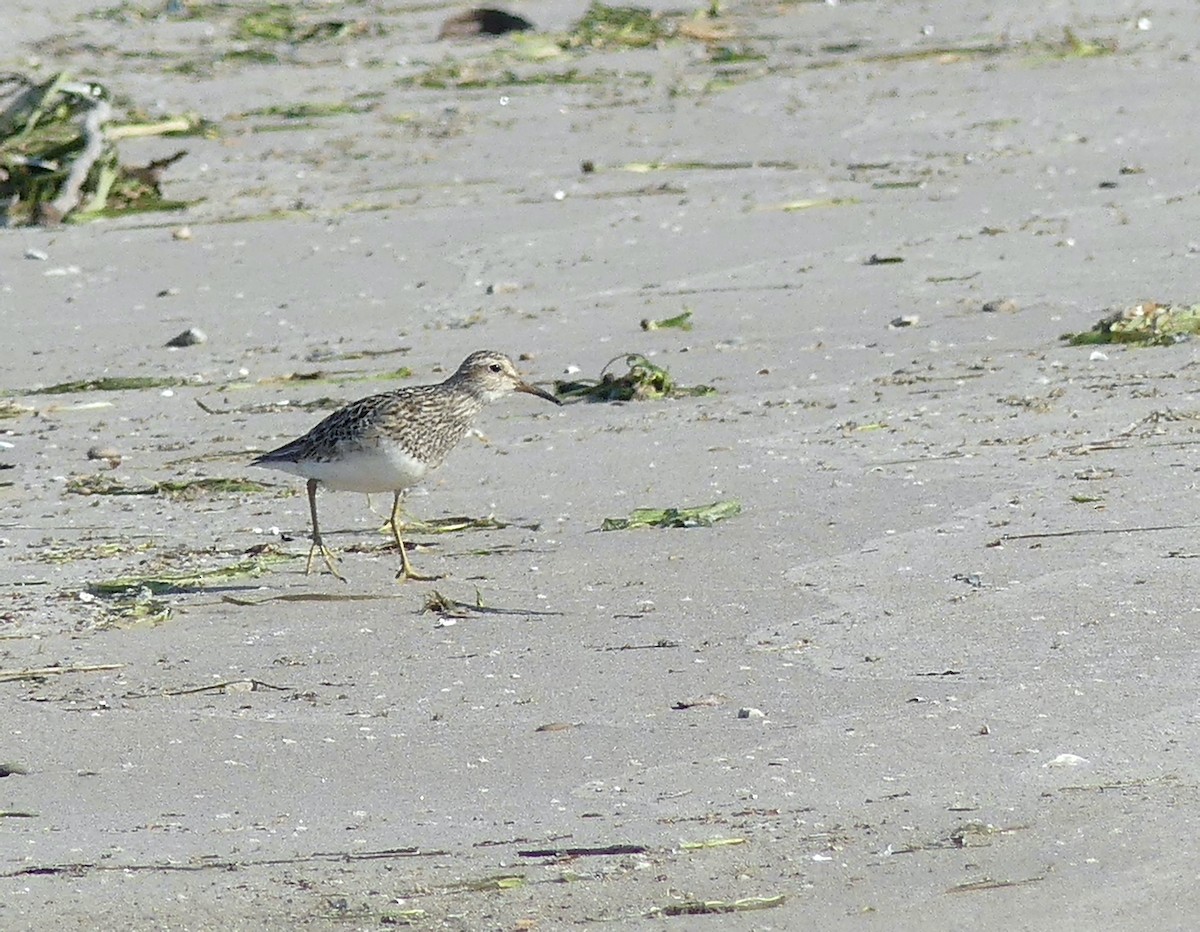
[4,1,1200,928]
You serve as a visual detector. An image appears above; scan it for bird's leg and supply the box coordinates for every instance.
[389,490,440,582]
[305,478,346,582]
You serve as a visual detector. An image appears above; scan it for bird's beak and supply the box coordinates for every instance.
[516,380,563,406]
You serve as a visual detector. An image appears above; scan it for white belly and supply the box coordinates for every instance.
[268,444,428,493]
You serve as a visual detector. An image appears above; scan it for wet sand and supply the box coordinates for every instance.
[4,2,1200,928]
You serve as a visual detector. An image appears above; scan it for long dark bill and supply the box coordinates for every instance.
[516,381,563,406]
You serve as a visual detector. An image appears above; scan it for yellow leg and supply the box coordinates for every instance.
[389,491,440,582]
[305,479,346,582]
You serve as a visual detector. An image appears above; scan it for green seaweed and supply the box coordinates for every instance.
[239,101,370,120]
[97,592,173,628]
[397,515,510,535]
[0,400,33,418]
[453,873,526,892]
[709,45,766,64]
[219,48,281,66]
[32,375,182,394]
[37,539,156,564]
[232,5,374,43]
[601,500,741,531]
[554,354,714,402]
[0,72,196,226]
[655,895,785,916]
[89,553,294,595]
[1062,302,1200,346]
[641,310,693,332]
[1037,27,1117,61]
[567,2,666,48]
[404,62,593,91]
[232,3,297,41]
[809,27,1113,72]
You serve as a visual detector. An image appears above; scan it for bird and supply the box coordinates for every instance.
[251,350,561,581]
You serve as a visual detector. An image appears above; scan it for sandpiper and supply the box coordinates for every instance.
[252,350,561,581]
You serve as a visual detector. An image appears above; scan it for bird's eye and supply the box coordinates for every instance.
[489,363,503,373]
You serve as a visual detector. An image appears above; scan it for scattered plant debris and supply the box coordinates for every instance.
[88,554,293,596]
[253,366,413,386]
[518,844,648,857]
[422,588,484,618]
[0,401,33,419]
[66,476,273,498]
[0,663,124,684]
[232,4,377,43]
[757,197,858,212]
[420,589,561,618]
[680,837,746,849]
[94,591,173,628]
[601,500,741,531]
[555,354,714,402]
[195,396,343,416]
[599,639,680,651]
[652,895,786,916]
[1061,302,1200,346]
[947,875,1044,894]
[566,2,667,49]
[154,679,290,697]
[221,592,402,606]
[641,310,694,331]
[403,61,590,91]
[0,72,196,226]
[397,515,511,535]
[671,692,729,710]
[452,873,526,892]
[1039,27,1116,60]
[234,100,373,122]
[612,159,801,173]
[31,376,184,394]
[31,539,155,564]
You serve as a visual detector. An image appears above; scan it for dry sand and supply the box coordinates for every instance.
[3,1,1200,929]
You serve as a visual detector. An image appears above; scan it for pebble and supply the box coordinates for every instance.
[166,327,207,348]
[982,298,1019,314]
[172,226,192,241]
[24,248,48,261]
[86,445,122,468]
[737,707,766,719]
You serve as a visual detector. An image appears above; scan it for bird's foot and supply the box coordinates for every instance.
[396,564,441,583]
[395,546,440,582]
[305,541,347,583]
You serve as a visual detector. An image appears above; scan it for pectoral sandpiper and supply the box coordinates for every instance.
[251,350,561,581]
